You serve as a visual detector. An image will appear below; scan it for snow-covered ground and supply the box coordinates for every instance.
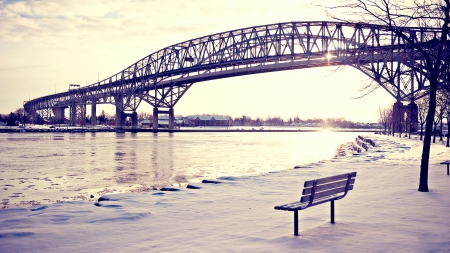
[1,134,449,252]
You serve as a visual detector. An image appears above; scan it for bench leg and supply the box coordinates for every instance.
[294,210,299,236]
[447,164,449,175]
[330,200,335,224]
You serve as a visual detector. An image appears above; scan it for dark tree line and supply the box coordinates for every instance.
[0,108,34,126]
[231,115,375,128]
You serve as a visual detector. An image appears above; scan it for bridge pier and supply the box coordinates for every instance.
[392,101,418,136]
[153,107,158,130]
[153,107,174,130]
[115,110,138,130]
[91,102,97,126]
[132,111,138,129]
[169,108,174,130]
[116,106,122,127]
[52,107,66,124]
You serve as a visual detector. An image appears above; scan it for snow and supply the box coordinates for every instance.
[1,134,450,252]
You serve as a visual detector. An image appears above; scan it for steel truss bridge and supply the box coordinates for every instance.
[24,21,445,129]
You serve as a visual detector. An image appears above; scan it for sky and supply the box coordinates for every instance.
[0,0,396,122]
[1,134,449,252]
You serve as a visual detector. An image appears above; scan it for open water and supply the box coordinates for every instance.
[0,130,365,208]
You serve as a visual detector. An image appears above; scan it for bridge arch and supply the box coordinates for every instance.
[24,21,443,129]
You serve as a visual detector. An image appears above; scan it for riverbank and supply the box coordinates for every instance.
[0,125,380,133]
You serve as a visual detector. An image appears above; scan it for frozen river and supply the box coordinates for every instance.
[0,130,365,208]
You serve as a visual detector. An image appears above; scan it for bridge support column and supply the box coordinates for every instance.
[116,107,122,128]
[152,107,175,130]
[153,107,159,130]
[131,111,138,129]
[392,101,418,137]
[91,102,97,126]
[115,110,137,130]
[393,101,403,137]
[169,108,174,130]
[52,107,66,124]
[115,94,125,128]
[407,102,418,134]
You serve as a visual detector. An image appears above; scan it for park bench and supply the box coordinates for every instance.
[440,160,450,175]
[274,172,357,236]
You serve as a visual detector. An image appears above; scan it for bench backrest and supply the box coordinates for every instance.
[300,172,357,207]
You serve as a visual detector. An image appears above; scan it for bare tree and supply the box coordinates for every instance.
[138,112,152,122]
[328,0,450,192]
[15,108,31,127]
[378,106,391,134]
[417,96,429,140]
[386,107,393,135]
[437,87,450,145]
[432,104,442,143]
[436,91,447,141]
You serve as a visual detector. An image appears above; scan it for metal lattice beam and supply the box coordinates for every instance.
[24,21,448,118]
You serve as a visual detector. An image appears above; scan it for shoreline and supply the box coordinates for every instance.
[0,127,379,133]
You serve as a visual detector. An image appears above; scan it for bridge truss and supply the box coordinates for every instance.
[23,21,446,128]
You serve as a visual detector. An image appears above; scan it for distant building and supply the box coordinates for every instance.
[158,115,184,127]
[185,115,231,126]
[140,119,152,128]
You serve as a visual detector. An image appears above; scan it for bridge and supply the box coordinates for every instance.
[23,21,444,130]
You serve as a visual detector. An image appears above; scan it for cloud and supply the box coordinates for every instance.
[0,64,50,71]
[0,0,326,48]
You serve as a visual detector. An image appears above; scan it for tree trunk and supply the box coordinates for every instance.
[447,119,450,147]
[420,123,424,140]
[419,79,437,192]
[433,123,437,143]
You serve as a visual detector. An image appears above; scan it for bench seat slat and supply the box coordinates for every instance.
[302,179,355,195]
[304,172,357,187]
[274,202,309,211]
[300,185,354,203]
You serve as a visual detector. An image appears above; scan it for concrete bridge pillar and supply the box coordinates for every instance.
[115,94,124,128]
[393,101,404,136]
[169,108,174,130]
[152,107,175,130]
[153,107,159,130]
[131,111,138,129]
[52,107,66,124]
[91,102,97,126]
[392,101,418,136]
[407,102,418,133]
[115,110,138,130]
[115,110,127,129]
[116,107,122,127]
